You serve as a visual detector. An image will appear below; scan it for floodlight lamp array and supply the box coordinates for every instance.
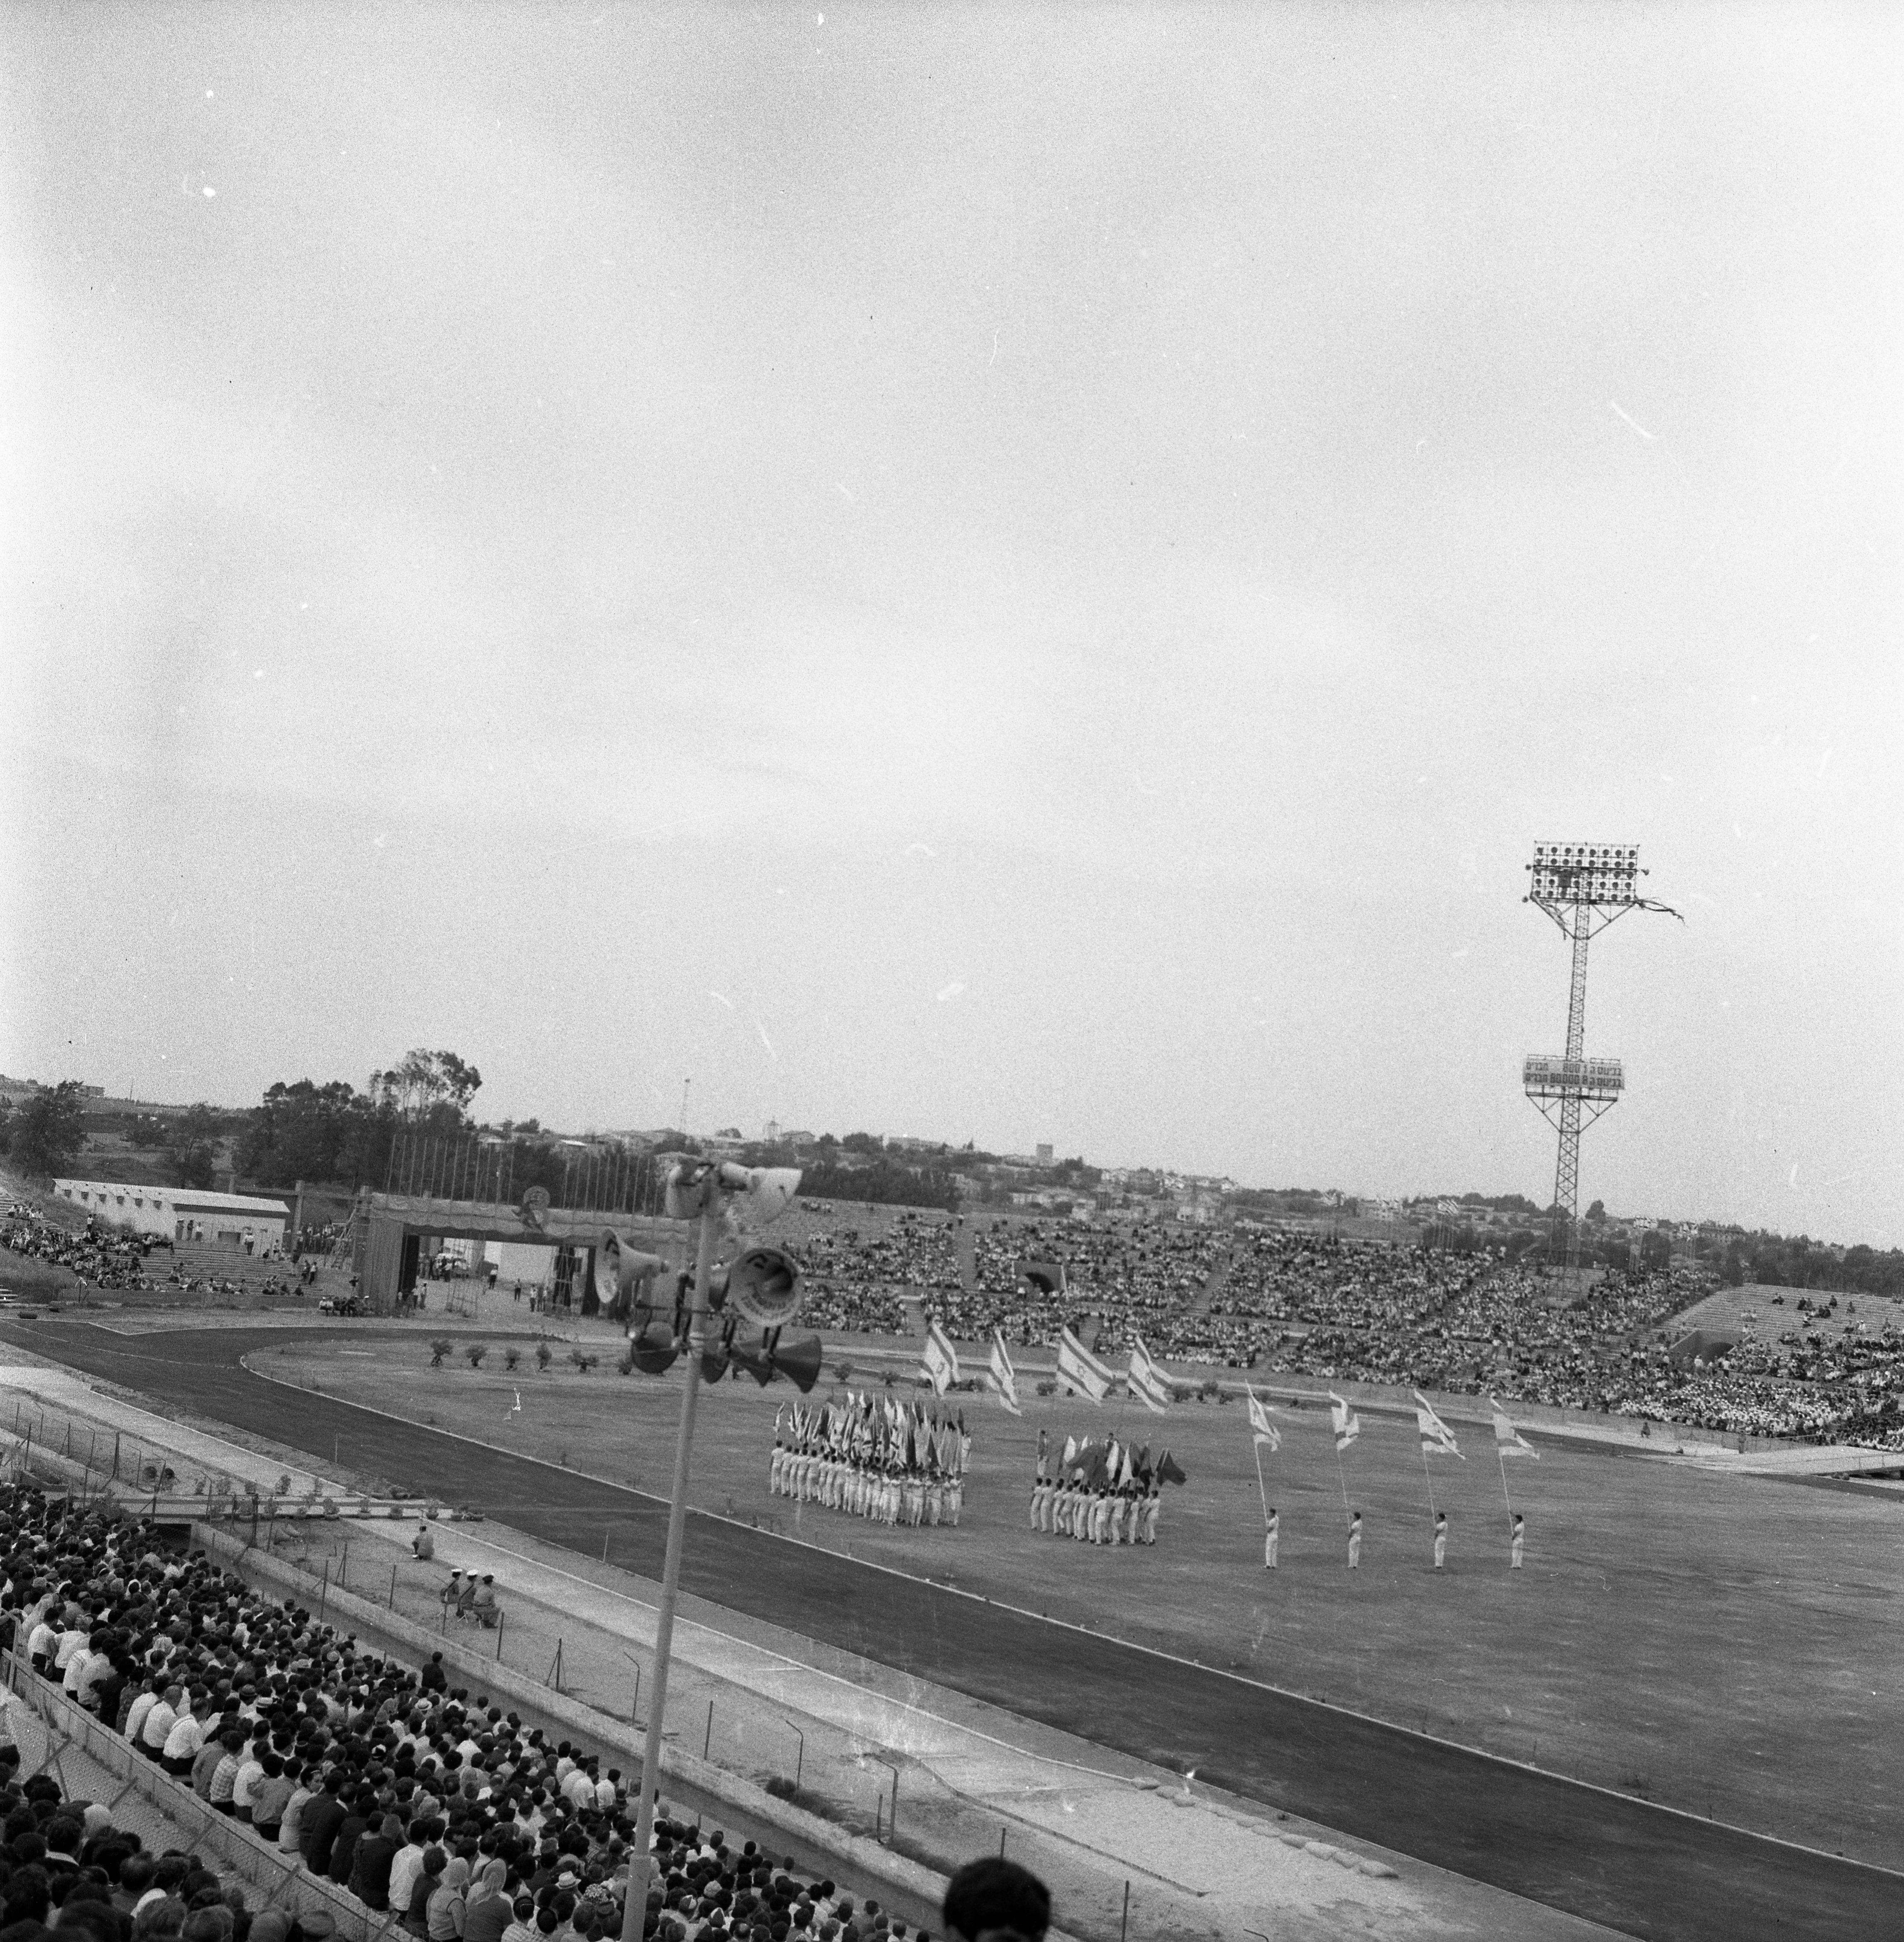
[1528,841,1640,906]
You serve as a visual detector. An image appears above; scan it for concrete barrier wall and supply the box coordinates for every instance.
[193,1526,951,1935]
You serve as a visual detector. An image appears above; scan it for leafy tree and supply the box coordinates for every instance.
[173,1141,218,1190]
[367,1050,482,1116]
[9,1082,89,1178]
[841,1132,883,1155]
[1585,1199,1606,1223]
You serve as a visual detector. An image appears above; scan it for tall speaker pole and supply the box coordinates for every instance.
[1523,842,1672,1302]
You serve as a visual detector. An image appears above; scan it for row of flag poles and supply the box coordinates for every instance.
[924,1321,1170,1416]
[921,1322,1542,1527]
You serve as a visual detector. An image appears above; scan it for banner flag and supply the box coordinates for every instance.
[987,1332,1023,1415]
[1488,1397,1540,1458]
[1056,1326,1114,1404]
[1126,1338,1174,1415]
[1244,1381,1281,1452]
[1413,1390,1464,1459]
[1328,1391,1361,1452]
[921,1321,960,1397]
[1157,1450,1188,1487]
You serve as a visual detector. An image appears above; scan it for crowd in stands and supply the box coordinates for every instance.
[0,1207,306,1304]
[0,1482,934,1942]
[788,1225,940,1334]
[0,1211,159,1295]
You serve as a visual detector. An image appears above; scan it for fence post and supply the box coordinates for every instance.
[389,1564,398,1610]
[704,1701,714,1760]
[495,1612,505,1663]
[1120,1883,1129,1942]
[318,1561,330,1624]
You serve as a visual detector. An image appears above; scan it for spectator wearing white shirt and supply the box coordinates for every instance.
[26,1616,57,1675]
[140,1684,179,1760]
[161,1692,203,1775]
[53,1620,90,1677]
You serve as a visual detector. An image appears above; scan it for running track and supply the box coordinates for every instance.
[10,1320,1895,1942]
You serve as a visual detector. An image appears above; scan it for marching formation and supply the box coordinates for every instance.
[764,1313,1547,1571]
[768,1392,970,1528]
[1026,1430,1186,1546]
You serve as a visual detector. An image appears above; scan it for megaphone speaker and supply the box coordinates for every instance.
[772,1333,824,1394]
[717,1164,802,1229]
[661,1157,711,1222]
[626,1326,679,1377]
[595,1232,667,1318]
[723,1246,804,1329]
[728,1343,775,1388]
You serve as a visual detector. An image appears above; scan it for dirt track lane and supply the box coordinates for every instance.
[9,1320,1897,1942]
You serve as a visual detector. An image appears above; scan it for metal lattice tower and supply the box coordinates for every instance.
[1523,841,1656,1295]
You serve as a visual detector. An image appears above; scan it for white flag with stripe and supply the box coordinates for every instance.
[1328,1390,1360,1451]
[921,1321,960,1397]
[1125,1338,1174,1415]
[987,1331,1022,1415]
[1488,1397,1540,1459]
[1056,1326,1113,1404]
[1413,1390,1464,1459]
[1244,1381,1281,1451]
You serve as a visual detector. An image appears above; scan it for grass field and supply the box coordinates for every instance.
[266,1334,1904,1874]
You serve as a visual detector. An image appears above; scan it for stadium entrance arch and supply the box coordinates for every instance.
[344,1187,685,1318]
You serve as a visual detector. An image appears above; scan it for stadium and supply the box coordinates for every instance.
[5,7,1900,1940]
[0,1128,1899,1941]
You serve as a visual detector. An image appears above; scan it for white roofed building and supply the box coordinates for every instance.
[53,1179,289,1248]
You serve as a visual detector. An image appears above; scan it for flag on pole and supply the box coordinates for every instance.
[1244,1381,1281,1451]
[1126,1338,1174,1415]
[921,1321,960,1397]
[987,1332,1022,1414]
[1056,1326,1114,1404]
[1328,1392,1360,1451]
[1413,1391,1464,1459]
[1156,1450,1188,1487]
[1489,1397,1540,1458]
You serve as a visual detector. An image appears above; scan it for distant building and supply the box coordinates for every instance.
[1036,1143,1054,1164]
[53,1178,288,1250]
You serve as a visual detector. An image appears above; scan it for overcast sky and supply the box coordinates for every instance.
[3,5,1899,1244]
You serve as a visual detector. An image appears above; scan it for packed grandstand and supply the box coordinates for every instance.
[794,1214,1903,1446]
[0,1482,919,1942]
[5,1198,1900,1448]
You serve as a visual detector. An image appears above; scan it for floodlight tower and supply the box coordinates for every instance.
[1523,841,1652,1293]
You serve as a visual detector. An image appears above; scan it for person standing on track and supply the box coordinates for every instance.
[1510,1512,1525,1570]
[1433,1512,1447,1571]
[1264,1506,1278,1570]
[1347,1509,1362,1570]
